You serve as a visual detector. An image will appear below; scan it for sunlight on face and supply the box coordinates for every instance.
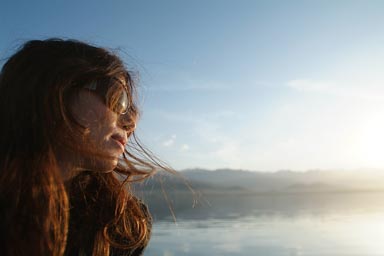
[354,113,384,168]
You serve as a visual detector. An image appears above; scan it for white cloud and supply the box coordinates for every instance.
[180,144,190,151]
[162,134,176,147]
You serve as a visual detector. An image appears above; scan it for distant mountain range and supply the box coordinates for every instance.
[133,168,384,194]
[132,168,384,220]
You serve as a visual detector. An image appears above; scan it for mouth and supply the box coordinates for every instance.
[111,134,127,152]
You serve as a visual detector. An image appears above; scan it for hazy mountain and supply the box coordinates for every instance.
[133,168,384,194]
[132,168,384,220]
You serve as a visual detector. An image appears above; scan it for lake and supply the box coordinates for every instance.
[143,192,384,256]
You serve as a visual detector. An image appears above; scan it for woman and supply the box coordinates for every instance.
[0,39,162,255]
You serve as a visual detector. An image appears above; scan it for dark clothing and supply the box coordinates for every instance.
[65,198,152,256]
[110,244,146,256]
[109,201,152,256]
[64,173,152,256]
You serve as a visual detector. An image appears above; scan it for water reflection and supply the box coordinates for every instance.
[140,191,384,221]
[143,192,384,256]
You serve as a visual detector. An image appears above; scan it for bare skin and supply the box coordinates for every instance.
[57,89,131,180]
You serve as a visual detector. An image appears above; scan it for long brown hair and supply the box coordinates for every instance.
[0,39,163,255]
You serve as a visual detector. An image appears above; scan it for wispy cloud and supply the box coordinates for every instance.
[146,79,229,92]
[142,68,230,92]
[287,79,335,93]
[287,79,384,101]
[193,118,243,167]
[150,109,244,168]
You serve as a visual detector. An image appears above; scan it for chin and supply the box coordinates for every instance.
[82,156,119,173]
[98,159,119,172]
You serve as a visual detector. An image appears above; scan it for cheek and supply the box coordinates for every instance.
[71,92,119,144]
[89,117,114,144]
[67,92,122,171]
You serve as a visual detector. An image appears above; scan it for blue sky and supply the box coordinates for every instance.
[2,0,384,171]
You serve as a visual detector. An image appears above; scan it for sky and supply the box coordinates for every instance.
[1,0,384,171]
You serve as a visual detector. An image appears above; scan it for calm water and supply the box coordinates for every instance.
[144,192,384,256]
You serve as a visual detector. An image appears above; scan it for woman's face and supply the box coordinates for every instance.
[67,89,131,172]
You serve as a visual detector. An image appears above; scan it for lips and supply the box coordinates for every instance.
[111,134,127,151]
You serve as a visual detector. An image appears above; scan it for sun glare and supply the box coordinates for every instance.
[354,113,384,168]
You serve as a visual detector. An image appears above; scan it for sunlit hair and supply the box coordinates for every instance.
[0,39,167,255]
